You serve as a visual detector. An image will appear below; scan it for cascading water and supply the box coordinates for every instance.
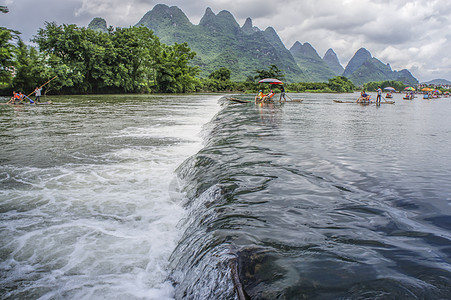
[0,94,221,299]
[170,94,451,299]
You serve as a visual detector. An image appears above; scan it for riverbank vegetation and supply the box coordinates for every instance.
[3,22,200,94]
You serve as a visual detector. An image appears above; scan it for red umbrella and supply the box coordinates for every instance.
[258,78,284,84]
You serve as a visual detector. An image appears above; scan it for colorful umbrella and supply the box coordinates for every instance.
[421,87,433,92]
[384,87,396,91]
[404,87,415,91]
[258,78,284,84]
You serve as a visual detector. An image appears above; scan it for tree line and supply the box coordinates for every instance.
[1,20,200,94]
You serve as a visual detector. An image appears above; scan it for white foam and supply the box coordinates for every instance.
[0,95,222,299]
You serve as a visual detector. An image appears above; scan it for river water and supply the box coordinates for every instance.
[0,94,221,299]
[1,93,450,299]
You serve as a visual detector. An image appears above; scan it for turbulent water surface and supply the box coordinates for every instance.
[1,93,451,299]
[0,94,221,299]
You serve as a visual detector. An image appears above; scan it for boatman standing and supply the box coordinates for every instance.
[34,86,42,103]
[376,87,382,104]
[279,85,286,102]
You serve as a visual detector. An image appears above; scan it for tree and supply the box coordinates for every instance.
[254,64,285,81]
[111,26,161,92]
[328,76,355,93]
[209,67,231,82]
[154,42,199,93]
[0,6,20,88]
[203,67,235,91]
[33,22,199,94]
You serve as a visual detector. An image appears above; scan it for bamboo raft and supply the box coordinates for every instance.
[227,97,303,104]
[333,100,395,104]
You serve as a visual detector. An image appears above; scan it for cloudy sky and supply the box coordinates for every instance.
[2,0,450,82]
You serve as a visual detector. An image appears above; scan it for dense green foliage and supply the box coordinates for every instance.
[327,76,356,93]
[0,27,15,88]
[0,19,201,94]
[31,23,200,94]
[201,67,235,91]
[254,64,285,81]
[0,6,20,88]
[12,40,49,92]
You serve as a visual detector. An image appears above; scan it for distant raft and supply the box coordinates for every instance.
[333,100,395,104]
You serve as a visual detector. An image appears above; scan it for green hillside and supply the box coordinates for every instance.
[344,48,418,86]
[290,42,336,82]
[87,17,108,32]
[135,5,305,82]
[323,48,344,76]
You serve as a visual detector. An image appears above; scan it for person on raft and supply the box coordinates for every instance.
[34,86,42,103]
[255,90,265,102]
[262,90,275,102]
[376,87,382,103]
[9,91,21,104]
[358,90,370,102]
[279,85,286,101]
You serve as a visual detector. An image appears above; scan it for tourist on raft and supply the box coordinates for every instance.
[358,90,370,102]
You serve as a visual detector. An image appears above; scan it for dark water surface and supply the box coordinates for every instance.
[171,93,451,299]
[1,93,450,299]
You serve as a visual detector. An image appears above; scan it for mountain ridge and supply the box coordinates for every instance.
[323,49,344,76]
[89,4,418,85]
[344,48,417,85]
[290,42,337,82]
[422,78,451,85]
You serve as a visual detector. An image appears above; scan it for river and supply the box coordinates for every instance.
[1,93,450,299]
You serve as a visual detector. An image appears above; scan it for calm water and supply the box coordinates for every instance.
[1,93,450,299]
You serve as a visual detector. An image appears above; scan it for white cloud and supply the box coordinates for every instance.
[2,0,451,81]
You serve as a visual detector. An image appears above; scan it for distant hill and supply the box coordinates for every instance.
[323,49,344,76]
[343,48,418,86]
[422,78,451,85]
[290,42,336,82]
[88,4,419,85]
[87,17,108,32]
